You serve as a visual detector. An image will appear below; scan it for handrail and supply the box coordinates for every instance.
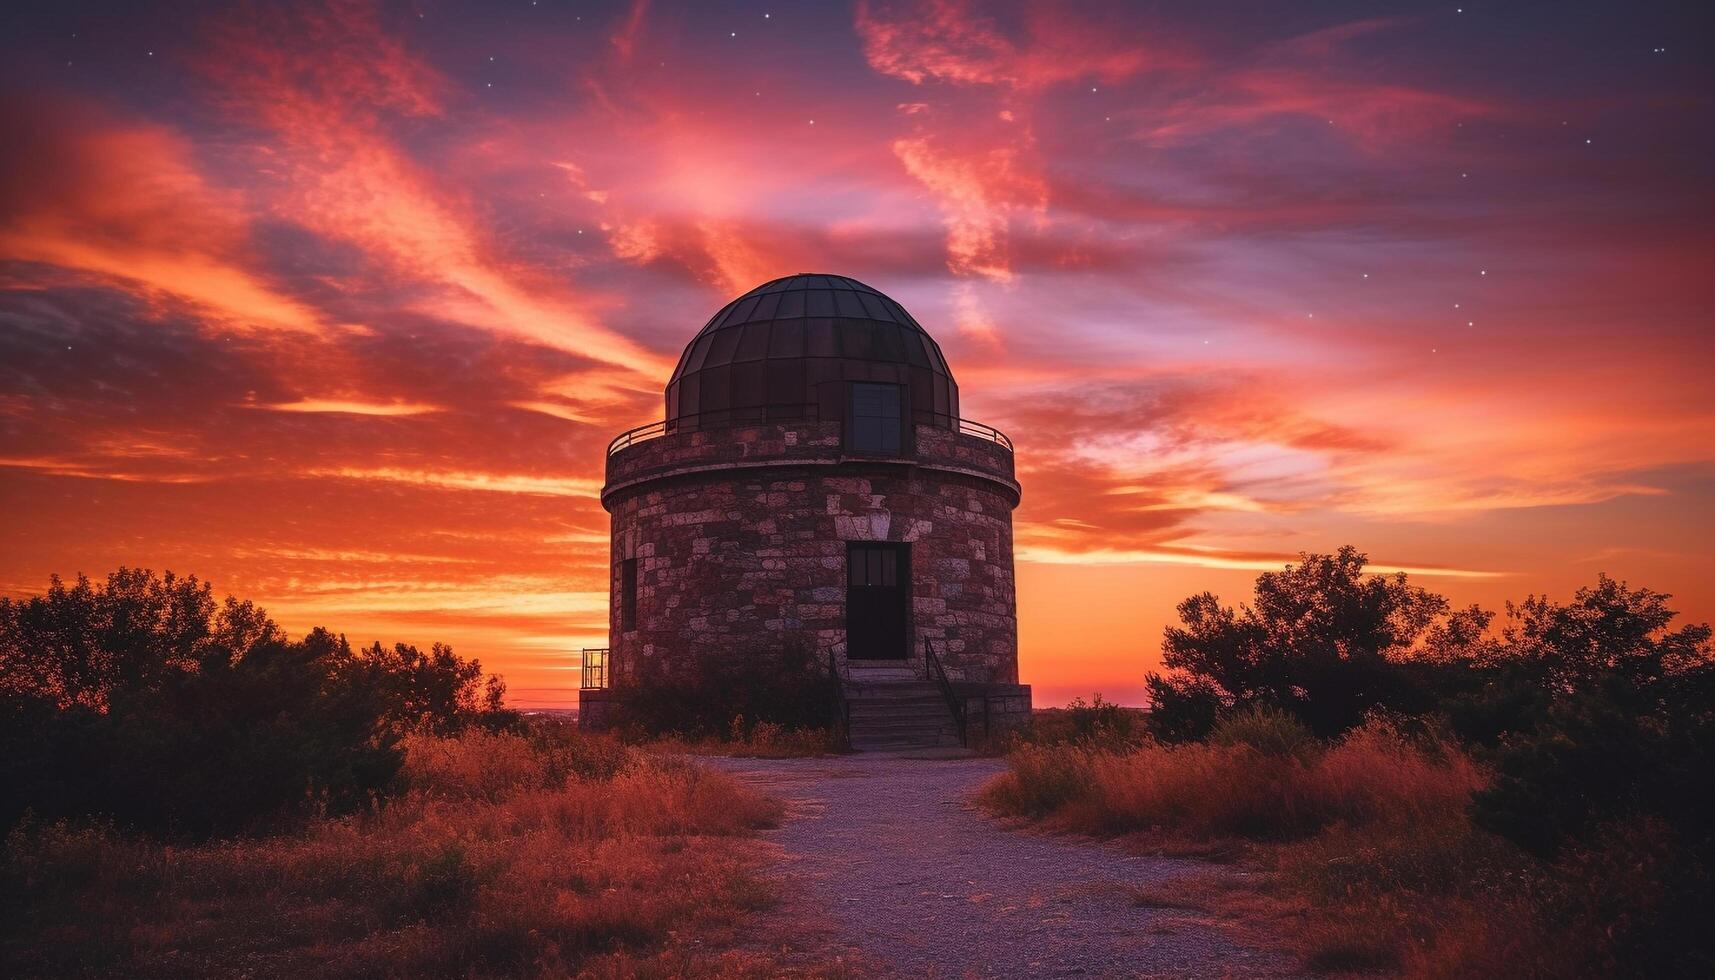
[606,420,670,455]
[826,644,851,750]
[580,648,609,690]
[923,638,967,747]
[957,418,1013,451]
[607,411,1013,456]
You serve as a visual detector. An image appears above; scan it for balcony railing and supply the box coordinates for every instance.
[956,418,1013,451]
[580,648,609,690]
[606,409,1012,455]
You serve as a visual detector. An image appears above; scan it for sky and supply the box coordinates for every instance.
[2,0,1712,708]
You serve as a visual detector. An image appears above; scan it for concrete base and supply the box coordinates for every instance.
[577,688,621,731]
[952,682,1032,744]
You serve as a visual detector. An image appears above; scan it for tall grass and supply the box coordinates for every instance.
[4,728,786,978]
[984,715,1484,842]
[981,712,1554,973]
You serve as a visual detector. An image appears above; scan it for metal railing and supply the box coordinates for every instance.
[826,644,851,751]
[606,421,669,455]
[923,638,967,747]
[957,418,1013,451]
[580,648,609,690]
[606,409,1013,456]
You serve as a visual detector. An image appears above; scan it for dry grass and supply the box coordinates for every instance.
[982,718,1484,843]
[980,718,1560,974]
[4,729,798,978]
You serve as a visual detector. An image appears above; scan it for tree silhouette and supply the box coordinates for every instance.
[1,569,516,838]
[1146,546,1449,738]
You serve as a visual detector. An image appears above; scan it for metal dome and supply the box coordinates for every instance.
[664,274,959,431]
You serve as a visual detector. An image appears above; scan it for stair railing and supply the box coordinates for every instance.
[922,638,968,747]
[826,643,851,750]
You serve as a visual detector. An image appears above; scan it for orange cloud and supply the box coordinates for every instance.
[197,1,666,375]
[892,135,1046,284]
[251,399,443,416]
[0,100,327,336]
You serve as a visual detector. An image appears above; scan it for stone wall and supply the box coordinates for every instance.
[955,683,1034,743]
[602,421,1020,687]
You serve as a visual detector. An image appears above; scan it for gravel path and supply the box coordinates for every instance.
[705,753,1303,979]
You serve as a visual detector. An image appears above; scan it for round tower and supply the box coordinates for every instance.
[583,274,1029,740]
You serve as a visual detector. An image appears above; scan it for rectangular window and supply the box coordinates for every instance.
[620,558,638,631]
[848,382,902,454]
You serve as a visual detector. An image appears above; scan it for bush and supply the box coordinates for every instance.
[619,640,836,739]
[1061,694,1140,746]
[0,569,516,839]
[1208,704,1318,763]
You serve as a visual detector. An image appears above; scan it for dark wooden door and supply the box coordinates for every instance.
[846,542,909,659]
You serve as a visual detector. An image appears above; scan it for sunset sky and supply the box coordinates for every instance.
[2,0,1711,707]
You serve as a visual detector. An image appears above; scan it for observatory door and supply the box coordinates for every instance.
[846,542,909,659]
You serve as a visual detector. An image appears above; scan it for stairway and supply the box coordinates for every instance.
[844,680,962,751]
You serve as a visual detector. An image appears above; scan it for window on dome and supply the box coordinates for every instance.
[848,382,902,454]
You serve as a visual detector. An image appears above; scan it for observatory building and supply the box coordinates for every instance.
[581,274,1030,748]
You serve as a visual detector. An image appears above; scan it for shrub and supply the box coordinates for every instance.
[1062,694,1140,746]
[0,570,517,839]
[1208,704,1318,763]
[619,640,836,739]
[980,743,1096,818]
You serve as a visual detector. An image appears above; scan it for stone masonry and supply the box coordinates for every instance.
[601,419,1021,686]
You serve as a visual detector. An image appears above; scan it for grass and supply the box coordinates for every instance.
[978,713,1634,975]
[3,726,800,978]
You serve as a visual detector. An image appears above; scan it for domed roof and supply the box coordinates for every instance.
[664,274,959,430]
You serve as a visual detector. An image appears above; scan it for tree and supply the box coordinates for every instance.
[1469,577,1715,857]
[1145,547,1453,739]
[0,569,515,838]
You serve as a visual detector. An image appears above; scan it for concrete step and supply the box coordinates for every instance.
[851,733,963,751]
[846,683,942,700]
[848,700,945,713]
[850,716,953,731]
[844,666,920,681]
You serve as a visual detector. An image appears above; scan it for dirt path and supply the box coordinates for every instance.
[705,754,1302,979]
